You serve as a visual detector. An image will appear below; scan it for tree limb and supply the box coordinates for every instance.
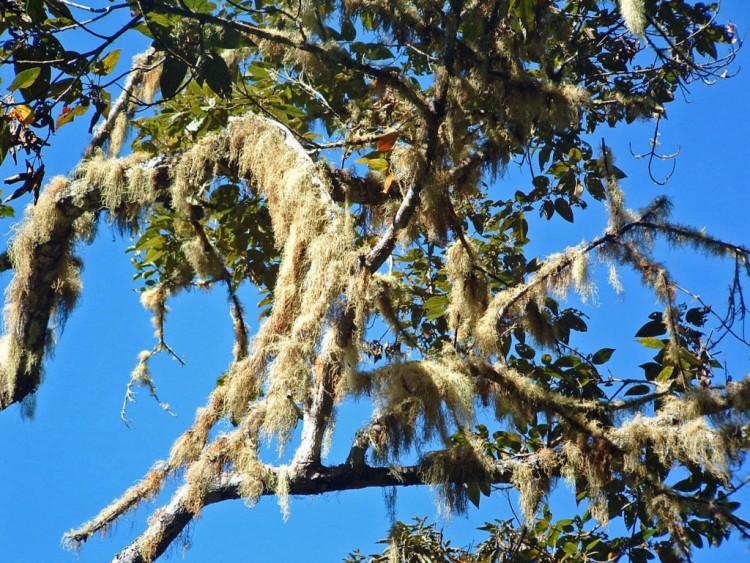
[111,457,519,563]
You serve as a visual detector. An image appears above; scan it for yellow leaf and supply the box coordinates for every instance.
[355,155,389,172]
[9,104,35,125]
[99,49,121,75]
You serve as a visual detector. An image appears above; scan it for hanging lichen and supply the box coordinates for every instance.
[619,0,648,36]
[445,240,489,341]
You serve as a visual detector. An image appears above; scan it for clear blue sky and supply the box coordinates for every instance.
[1,3,750,561]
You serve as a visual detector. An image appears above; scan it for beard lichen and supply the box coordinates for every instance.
[619,0,647,36]
[361,356,476,461]
[420,432,496,518]
[0,176,90,411]
[445,240,489,342]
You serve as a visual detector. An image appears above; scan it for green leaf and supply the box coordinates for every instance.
[160,56,188,99]
[201,52,232,99]
[25,0,47,23]
[8,68,42,92]
[568,148,582,163]
[423,295,448,320]
[637,337,666,349]
[0,203,15,219]
[554,198,574,222]
[656,365,675,382]
[355,151,389,172]
[248,63,272,80]
[55,104,87,129]
[184,0,217,13]
[466,482,481,508]
[591,348,615,365]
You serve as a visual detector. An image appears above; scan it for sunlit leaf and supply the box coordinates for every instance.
[637,337,666,349]
[8,68,41,92]
[8,104,35,125]
[97,50,121,76]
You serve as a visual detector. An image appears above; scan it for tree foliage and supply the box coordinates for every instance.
[0,1,748,561]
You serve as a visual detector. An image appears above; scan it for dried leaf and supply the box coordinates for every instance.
[376,131,398,152]
[383,173,398,194]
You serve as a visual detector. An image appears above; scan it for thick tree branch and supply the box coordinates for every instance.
[111,457,519,563]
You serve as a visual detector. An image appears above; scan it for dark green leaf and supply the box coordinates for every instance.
[201,52,232,99]
[554,198,574,222]
[585,174,606,200]
[341,19,357,41]
[672,475,701,492]
[591,348,615,365]
[25,0,46,23]
[635,319,667,337]
[46,0,73,19]
[541,199,554,220]
[515,343,535,360]
[686,307,708,326]
[624,384,650,396]
[0,120,10,166]
[160,56,189,99]
[466,482,481,508]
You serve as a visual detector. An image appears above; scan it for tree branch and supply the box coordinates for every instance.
[147,4,434,120]
[111,457,519,563]
[0,252,10,273]
[87,48,159,154]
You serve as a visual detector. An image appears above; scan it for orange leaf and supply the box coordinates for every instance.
[383,174,399,194]
[376,131,398,152]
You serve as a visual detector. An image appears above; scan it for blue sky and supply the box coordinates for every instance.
[1,2,750,561]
